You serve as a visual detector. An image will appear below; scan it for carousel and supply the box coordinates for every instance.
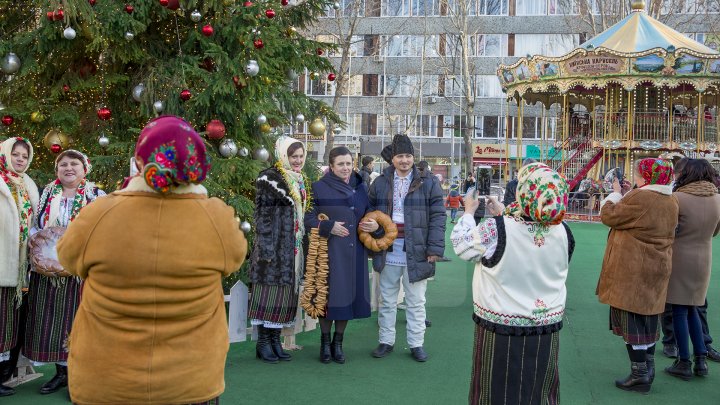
[497,0,720,198]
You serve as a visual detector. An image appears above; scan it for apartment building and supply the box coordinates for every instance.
[302,0,717,179]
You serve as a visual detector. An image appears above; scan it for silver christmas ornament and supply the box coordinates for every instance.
[190,9,202,22]
[254,146,270,161]
[98,134,110,148]
[153,100,165,113]
[125,31,134,41]
[132,83,145,102]
[219,138,238,158]
[63,27,77,40]
[240,221,252,234]
[333,126,341,135]
[245,60,260,77]
[239,147,249,157]
[1,53,21,74]
[256,114,267,125]
[333,2,341,10]
[295,113,305,123]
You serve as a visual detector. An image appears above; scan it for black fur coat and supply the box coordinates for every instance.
[248,167,299,286]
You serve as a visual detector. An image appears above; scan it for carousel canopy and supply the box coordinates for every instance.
[581,3,717,55]
[497,0,720,103]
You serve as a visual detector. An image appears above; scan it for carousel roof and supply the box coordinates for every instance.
[580,2,718,55]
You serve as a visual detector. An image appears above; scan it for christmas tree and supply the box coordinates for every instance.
[1,0,338,288]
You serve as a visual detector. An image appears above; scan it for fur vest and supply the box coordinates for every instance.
[0,174,39,286]
[248,168,300,286]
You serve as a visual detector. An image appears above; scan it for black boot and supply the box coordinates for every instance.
[320,333,331,364]
[269,328,292,361]
[646,354,655,383]
[694,355,708,376]
[39,364,68,395]
[255,326,279,364]
[665,358,693,380]
[615,362,651,393]
[0,383,15,397]
[331,332,345,364]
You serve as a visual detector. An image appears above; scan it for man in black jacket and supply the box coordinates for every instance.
[368,134,446,362]
[359,156,374,188]
[503,158,537,205]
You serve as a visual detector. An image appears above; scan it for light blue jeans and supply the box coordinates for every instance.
[378,264,427,348]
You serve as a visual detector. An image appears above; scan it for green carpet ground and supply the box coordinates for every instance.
[7,221,720,404]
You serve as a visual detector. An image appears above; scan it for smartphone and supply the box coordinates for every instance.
[474,165,492,197]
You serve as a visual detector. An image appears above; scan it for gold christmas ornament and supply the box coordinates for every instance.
[30,111,45,123]
[309,72,320,80]
[262,76,272,85]
[43,129,70,150]
[259,123,272,133]
[286,26,297,37]
[309,118,326,137]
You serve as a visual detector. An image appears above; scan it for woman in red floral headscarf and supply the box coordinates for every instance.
[0,137,39,397]
[24,149,104,396]
[598,158,679,394]
[57,116,246,405]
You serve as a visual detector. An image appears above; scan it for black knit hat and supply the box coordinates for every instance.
[380,144,393,165]
[391,134,414,157]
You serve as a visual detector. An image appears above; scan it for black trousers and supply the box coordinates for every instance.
[662,299,713,346]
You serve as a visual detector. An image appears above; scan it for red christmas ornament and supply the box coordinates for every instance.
[97,107,112,121]
[51,144,62,154]
[125,4,134,13]
[46,11,54,21]
[165,0,180,10]
[202,24,214,37]
[180,89,192,101]
[265,9,276,18]
[159,0,169,6]
[233,76,246,90]
[199,57,215,72]
[1,115,14,126]
[89,0,96,6]
[281,0,289,5]
[328,73,336,81]
[243,1,253,6]
[253,38,264,49]
[63,84,70,92]
[54,9,64,21]
[206,119,226,139]
[316,48,324,56]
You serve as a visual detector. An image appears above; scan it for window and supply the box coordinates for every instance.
[484,0,509,15]
[337,114,363,136]
[514,34,579,57]
[442,76,464,97]
[442,115,468,138]
[324,0,366,17]
[383,0,409,16]
[306,76,335,96]
[477,34,508,56]
[380,115,409,135]
[380,75,419,96]
[548,0,578,15]
[346,75,364,96]
[482,116,502,138]
[516,0,547,15]
[411,115,439,137]
[381,35,438,57]
[476,75,503,98]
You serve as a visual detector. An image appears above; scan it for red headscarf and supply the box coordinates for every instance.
[134,116,209,193]
[637,158,673,186]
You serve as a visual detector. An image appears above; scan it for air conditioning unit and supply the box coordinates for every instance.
[426,96,437,104]
[373,55,384,62]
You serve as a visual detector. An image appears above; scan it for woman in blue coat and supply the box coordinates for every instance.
[305,146,378,364]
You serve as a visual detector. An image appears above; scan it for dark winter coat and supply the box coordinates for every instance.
[248,167,300,287]
[503,178,518,206]
[368,165,446,283]
[305,171,372,320]
[360,166,373,188]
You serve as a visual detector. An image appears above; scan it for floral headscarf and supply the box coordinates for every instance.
[505,163,568,246]
[54,149,92,175]
[134,116,209,193]
[637,158,673,186]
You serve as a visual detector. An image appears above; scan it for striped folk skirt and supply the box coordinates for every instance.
[609,307,660,345]
[0,287,20,353]
[23,273,82,363]
[248,284,298,325]
[469,324,560,405]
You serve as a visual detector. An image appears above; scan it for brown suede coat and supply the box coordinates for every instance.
[597,186,679,315]
[57,179,247,405]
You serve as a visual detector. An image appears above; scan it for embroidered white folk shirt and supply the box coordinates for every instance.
[451,213,569,327]
[386,170,413,267]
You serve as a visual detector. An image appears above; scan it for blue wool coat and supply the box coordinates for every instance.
[305,171,372,321]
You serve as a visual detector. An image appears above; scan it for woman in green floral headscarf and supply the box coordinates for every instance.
[451,163,574,405]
